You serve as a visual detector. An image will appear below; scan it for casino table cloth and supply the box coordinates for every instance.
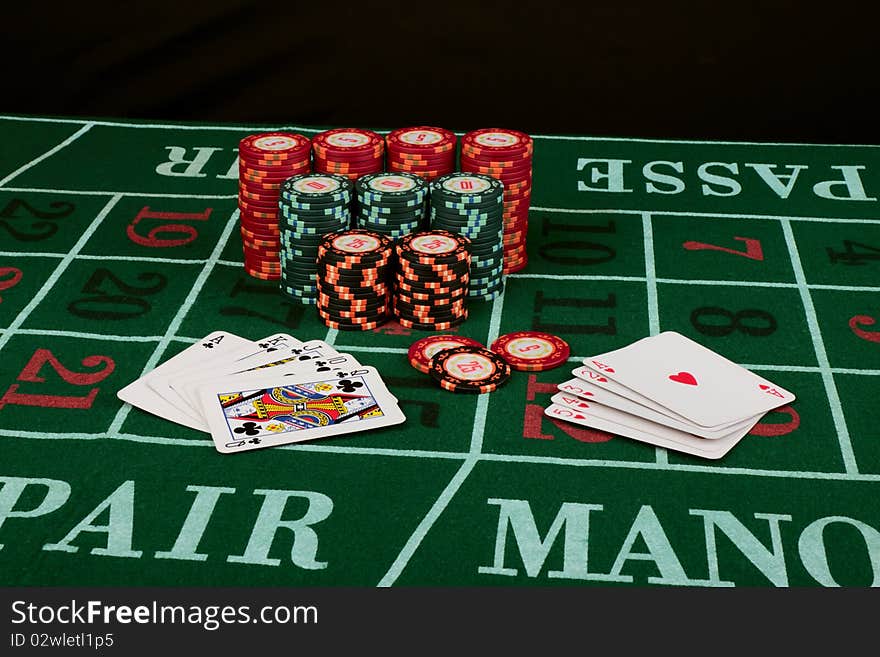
[0,115,878,587]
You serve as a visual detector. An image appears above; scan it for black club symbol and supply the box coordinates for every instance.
[248,438,261,445]
[234,421,260,436]
[336,379,364,393]
[202,342,215,349]
[290,348,303,355]
[314,361,330,372]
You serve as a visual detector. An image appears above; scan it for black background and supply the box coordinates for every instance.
[4,1,880,141]
[0,0,880,143]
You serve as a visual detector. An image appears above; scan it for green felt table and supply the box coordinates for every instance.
[0,115,878,588]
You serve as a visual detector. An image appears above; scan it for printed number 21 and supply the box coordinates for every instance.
[683,236,764,261]
[0,348,115,410]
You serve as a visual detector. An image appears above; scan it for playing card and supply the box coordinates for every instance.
[173,339,343,421]
[182,352,367,407]
[553,381,761,439]
[198,366,406,454]
[583,331,795,428]
[570,365,697,426]
[117,330,254,430]
[147,332,297,426]
[544,403,756,459]
[228,333,303,361]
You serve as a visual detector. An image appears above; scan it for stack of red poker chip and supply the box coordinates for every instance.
[312,128,384,182]
[238,132,311,280]
[460,128,534,275]
[385,126,457,181]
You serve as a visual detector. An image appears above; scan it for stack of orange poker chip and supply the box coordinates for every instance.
[460,128,534,274]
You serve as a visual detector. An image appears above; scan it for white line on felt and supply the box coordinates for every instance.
[477,452,880,482]
[0,123,95,187]
[529,206,880,225]
[780,218,858,474]
[4,115,880,148]
[0,186,237,200]
[642,213,660,336]
[106,208,240,437]
[8,328,164,342]
[0,428,467,460]
[0,251,65,259]
[4,424,875,483]
[111,433,467,460]
[507,273,646,282]
[75,254,209,266]
[331,345,408,355]
[377,288,507,587]
[641,212,667,466]
[505,273,878,294]
[0,194,122,355]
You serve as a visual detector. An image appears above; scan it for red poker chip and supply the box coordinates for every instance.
[245,269,281,282]
[313,149,384,164]
[387,152,455,166]
[239,166,308,181]
[462,129,533,157]
[239,158,310,172]
[239,179,283,192]
[490,331,569,371]
[238,186,280,201]
[386,126,457,155]
[387,165,448,179]
[461,154,533,170]
[314,161,384,175]
[312,128,384,156]
[503,258,528,275]
[459,151,533,167]
[239,155,310,168]
[239,133,311,160]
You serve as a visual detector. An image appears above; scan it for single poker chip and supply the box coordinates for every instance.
[312,128,384,156]
[356,172,429,200]
[396,230,471,264]
[461,128,533,158]
[489,332,569,371]
[430,173,504,203]
[428,345,511,393]
[239,133,311,161]
[281,173,352,200]
[386,126,456,154]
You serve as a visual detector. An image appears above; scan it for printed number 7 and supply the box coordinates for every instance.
[683,236,764,261]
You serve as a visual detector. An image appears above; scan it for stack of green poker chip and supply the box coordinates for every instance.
[278,173,353,305]
[429,172,505,301]
[354,172,428,240]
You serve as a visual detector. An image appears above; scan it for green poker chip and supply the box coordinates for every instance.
[281,173,353,200]
[430,173,503,203]
[356,172,428,198]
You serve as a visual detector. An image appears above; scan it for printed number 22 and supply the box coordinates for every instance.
[0,348,115,410]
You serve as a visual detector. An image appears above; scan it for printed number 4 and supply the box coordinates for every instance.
[683,236,764,261]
